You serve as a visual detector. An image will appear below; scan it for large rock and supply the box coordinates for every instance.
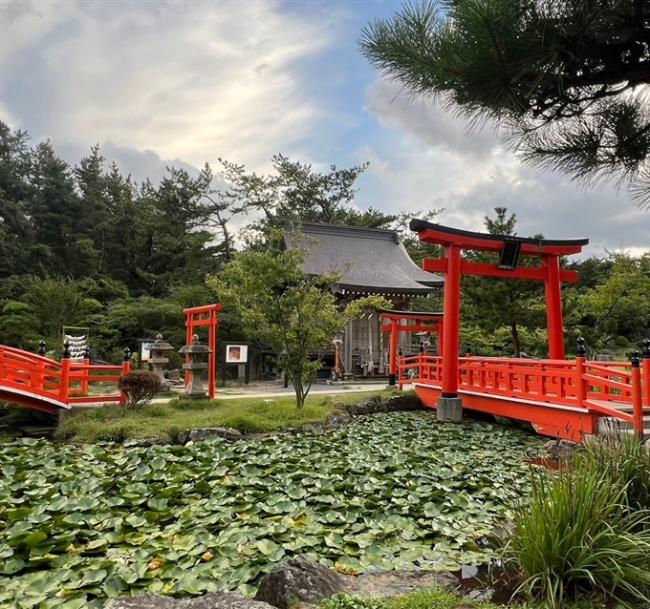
[108,591,276,609]
[254,555,346,609]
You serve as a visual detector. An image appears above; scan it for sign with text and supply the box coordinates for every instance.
[226,344,248,364]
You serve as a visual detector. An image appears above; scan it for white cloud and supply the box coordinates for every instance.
[0,1,334,171]
[361,80,650,258]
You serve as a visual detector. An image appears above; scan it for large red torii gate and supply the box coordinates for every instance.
[410,220,588,406]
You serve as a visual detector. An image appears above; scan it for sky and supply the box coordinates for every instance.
[1,0,648,258]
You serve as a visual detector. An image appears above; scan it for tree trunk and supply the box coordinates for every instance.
[294,381,305,409]
[511,321,522,357]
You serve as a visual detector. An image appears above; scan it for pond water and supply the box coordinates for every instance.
[0,411,544,608]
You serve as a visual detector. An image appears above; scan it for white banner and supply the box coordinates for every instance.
[64,334,88,361]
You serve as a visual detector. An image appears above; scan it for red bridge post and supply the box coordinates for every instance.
[120,347,132,406]
[59,341,71,405]
[388,318,398,386]
[642,338,650,407]
[575,337,587,406]
[631,351,644,439]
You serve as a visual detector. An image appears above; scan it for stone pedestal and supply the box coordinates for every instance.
[437,396,463,423]
[148,334,174,391]
[179,334,212,400]
[183,362,208,398]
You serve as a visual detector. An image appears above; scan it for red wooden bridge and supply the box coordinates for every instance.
[398,352,650,442]
[0,345,131,415]
[388,220,650,442]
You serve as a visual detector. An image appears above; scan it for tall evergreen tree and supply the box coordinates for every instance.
[28,141,91,276]
[361,1,650,202]
[0,123,33,277]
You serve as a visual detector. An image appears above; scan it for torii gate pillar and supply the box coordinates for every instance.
[441,245,461,398]
[544,254,565,360]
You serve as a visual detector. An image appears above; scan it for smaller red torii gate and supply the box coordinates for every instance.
[410,220,588,407]
[379,309,443,386]
[183,304,222,399]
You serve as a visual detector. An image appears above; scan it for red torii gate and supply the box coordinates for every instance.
[379,309,443,386]
[410,220,588,405]
[183,304,223,399]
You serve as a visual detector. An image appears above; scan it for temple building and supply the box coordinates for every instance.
[283,221,443,377]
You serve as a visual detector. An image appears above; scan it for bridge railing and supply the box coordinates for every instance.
[398,351,649,436]
[68,361,130,405]
[0,346,65,402]
[0,345,132,409]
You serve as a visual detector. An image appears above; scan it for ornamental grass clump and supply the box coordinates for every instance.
[583,432,650,513]
[506,451,650,608]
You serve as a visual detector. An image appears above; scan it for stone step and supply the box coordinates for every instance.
[598,416,650,435]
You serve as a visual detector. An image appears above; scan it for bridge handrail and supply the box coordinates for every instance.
[0,344,132,409]
[404,353,647,435]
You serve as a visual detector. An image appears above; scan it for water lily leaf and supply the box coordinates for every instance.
[0,412,544,606]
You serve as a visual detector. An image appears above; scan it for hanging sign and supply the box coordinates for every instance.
[63,333,89,361]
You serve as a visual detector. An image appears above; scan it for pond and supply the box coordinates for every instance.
[0,411,544,608]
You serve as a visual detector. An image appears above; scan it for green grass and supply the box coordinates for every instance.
[55,390,396,443]
[320,590,603,609]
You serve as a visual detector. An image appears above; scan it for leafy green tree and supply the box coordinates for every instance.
[0,302,40,349]
[572,253,650,350]
[208,246,342,408]
[461,207,546,357]
[140,165,220,294]
[23,277,96,339]
[361,1,650,202]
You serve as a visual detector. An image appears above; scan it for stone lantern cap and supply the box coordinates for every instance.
[179,334,212,355]
[151,333,174,353]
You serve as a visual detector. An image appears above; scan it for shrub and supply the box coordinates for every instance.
[118,371,161,409]
[506,455,650,608]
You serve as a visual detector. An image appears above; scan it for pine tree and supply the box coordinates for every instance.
[361,1,650,202]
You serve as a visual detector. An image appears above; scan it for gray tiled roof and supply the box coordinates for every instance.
[284,221,443,295]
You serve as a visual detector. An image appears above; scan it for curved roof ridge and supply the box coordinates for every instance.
[284,221,443,295]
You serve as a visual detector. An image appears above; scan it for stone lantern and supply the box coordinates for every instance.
[179,334,212,399]
[149,333,174,389]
